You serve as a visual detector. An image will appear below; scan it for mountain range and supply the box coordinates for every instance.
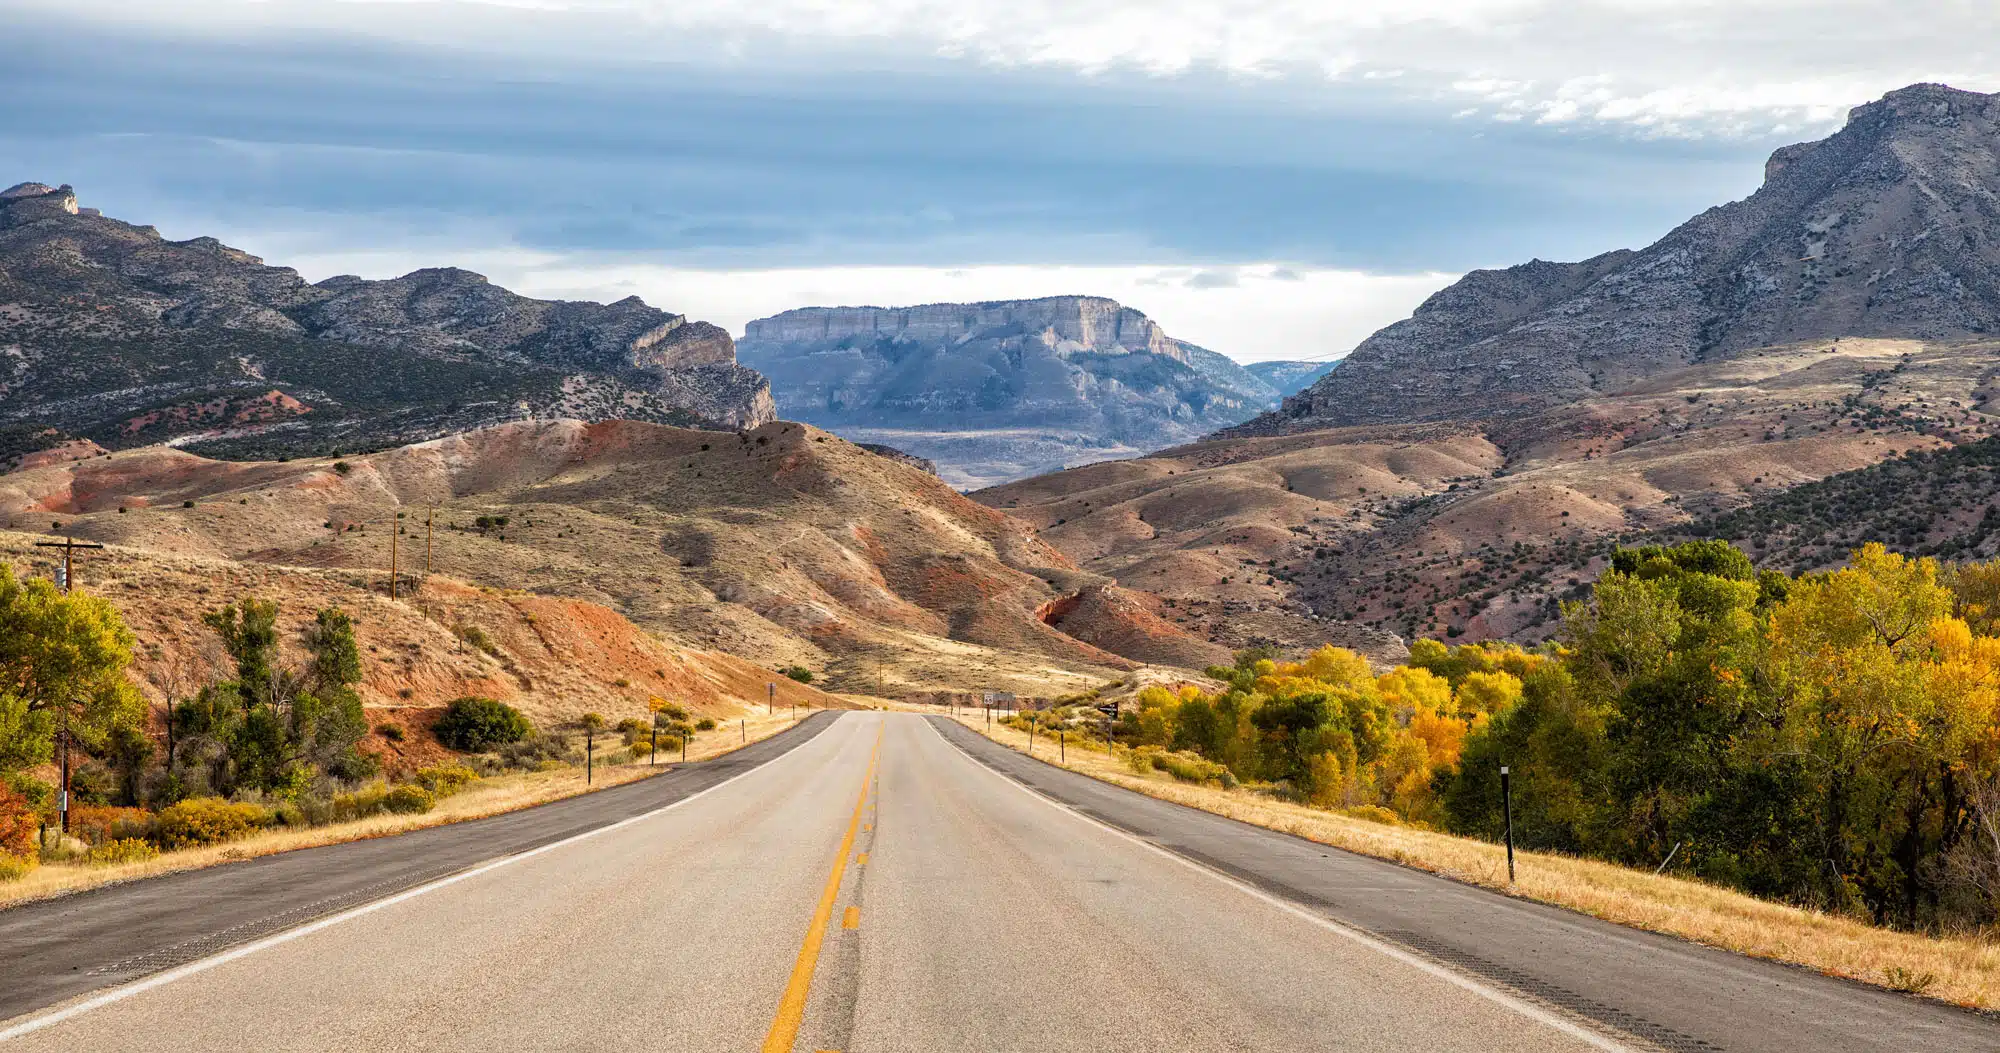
[5,81,2000,692]
[1250,82,2000,434]
[0,182,771,467]
[982,81,2000,650]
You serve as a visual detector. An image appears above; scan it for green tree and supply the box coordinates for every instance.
[203,598,280,709]
[0,564,145,773]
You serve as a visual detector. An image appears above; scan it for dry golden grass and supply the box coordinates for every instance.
[949,712,2000,1009]
[0,711,806,910]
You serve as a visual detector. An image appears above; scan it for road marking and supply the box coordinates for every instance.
[926,720,1637,1053]
[842,907,861,929]
[762,722,881,1053]
[856,852,869,865]
[0,721,846,1045]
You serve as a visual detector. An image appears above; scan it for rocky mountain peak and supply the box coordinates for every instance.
[0,184,774,459]
[1247,81,2000,435]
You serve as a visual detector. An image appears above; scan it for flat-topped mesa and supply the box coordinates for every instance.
[739,294,1278,486]
[745,295,1192,364]
[1240,81,2000,436]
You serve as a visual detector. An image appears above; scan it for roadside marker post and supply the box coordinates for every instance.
[585,723,595,786]
[650,723,658,767]
[768,681,775,714]
[1059,730,1064,764]
[1501,765,1516,885]
[1096,701,1119,760]
[742,718,746,744]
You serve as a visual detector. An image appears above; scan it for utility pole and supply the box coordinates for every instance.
[35,537,104,594]
[426,507,435,575]
[389,517,399,600]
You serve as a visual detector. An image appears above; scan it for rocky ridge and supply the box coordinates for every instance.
[1249,83,2000,433]
[1244,359,1338,396]
[0,184,773,461]
[739,296,1279,487]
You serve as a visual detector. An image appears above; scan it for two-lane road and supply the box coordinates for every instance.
[3,712,1992,1051]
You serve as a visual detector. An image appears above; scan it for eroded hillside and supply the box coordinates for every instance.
[0,418,1228,694]
[980,337,1993,646]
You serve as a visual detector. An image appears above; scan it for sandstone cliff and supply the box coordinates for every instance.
[1248,83,2000,433]
[0,185,774,460]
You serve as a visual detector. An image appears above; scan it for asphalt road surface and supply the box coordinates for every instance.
[3,712,1992,1051]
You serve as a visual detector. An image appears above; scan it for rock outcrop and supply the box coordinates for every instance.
[0,184,773,458]
[1245,359,1338,396]
[739,296,1278,487]
[1249,83,2000,433]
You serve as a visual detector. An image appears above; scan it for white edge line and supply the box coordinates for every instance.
[0,718,838,1045]
[923,716,1638,1053]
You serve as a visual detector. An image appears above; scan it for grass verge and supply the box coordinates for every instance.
[947,711,2000,1010]
[0,710,807,910]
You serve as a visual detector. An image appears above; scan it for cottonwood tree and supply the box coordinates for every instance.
[0,563,145,775]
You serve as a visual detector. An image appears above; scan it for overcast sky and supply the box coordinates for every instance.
[2,1,1992,360]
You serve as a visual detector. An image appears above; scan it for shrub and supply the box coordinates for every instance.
[455,624,501,657]
[39,832,90,864]
[497,733,576,770]
[694,718,716,732]
[383,785,435,815]
[332,786,388,822]
[69,805,152,847]
[1343,804,1402,826]
[88,838,160,866]
[154,798,268,849]
[1154,751,1231,787]
[0,853,35,882]
[434,697,533,752]
[0,783,37,858]
[376,723,405,742]
[627,742,650,761]
[781,666,814,684]
[412,763,478,797]
[1127,745,1163,775]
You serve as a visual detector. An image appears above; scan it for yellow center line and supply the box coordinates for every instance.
[762,723,882,1053]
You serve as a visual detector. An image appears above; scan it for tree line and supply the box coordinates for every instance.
[1113,540,2000,932]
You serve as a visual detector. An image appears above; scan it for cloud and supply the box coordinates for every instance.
[13,0,1995,137]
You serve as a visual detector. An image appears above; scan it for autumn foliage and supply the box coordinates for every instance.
[1136,540,2000,931]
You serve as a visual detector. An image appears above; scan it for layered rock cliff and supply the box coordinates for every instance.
[739,296,1277,487]
[0,184,773,460]
[1248,82,2000,433]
